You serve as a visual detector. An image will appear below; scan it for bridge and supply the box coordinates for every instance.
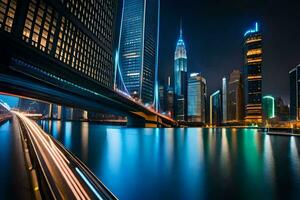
[0,0,177,127]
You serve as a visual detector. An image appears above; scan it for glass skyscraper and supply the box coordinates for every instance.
[227,70,243,123]
[174,25,187,121]
[289,64,300,121]
[188,73,206,123]
[210,90,222,126]
[222,77,227,123]
[262,95,275,120]
[0,0,118,89]
[243,22,263,124]
[118,0,160,105]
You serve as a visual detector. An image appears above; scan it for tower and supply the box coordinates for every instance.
[243,22,263,124]
[118,0,160,105]
[174,21,188,121]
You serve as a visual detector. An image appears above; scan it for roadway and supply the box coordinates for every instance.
[13,111,117,200]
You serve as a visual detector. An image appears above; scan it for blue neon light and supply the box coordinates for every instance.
[244,22,259,36]
[75,167,103,200]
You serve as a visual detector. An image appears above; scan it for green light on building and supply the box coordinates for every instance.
[262,96,275,119]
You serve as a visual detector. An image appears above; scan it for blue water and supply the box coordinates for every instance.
[40,120,300,200]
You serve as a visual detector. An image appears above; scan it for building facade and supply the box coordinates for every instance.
[227,70,243,123]
[210,90,222,126]
[222,77,227,123]
[262,95,275,120]
[289,65,300,120]
[174,25,187,121]
[188,73,206,123]
[0,0,118,89]
[118,0,160,105]
[159,84,165,113]
[243,22,263,124]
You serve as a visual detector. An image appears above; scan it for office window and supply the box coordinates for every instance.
[0,0,17,32]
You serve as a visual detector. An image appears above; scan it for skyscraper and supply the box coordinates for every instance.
[210,90,222,126]
[119,0,160,105]
[243,22,263,124]
[159,84,165,113]
[166,77,174,117]
[188,73,206,123]
[222,77,227,123]
[227,70,243,123]
[289,64,300,120]
[174,23,188,121]
[262,95,275,120]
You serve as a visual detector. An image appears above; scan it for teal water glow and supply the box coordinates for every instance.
[39,121,300,200]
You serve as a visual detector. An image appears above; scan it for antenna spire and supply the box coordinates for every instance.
[180,18,183,37]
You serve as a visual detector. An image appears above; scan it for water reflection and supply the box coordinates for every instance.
[39,121,300,200]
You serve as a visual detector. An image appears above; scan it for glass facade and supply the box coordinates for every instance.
[188,73,206,123]
[289,65,300,120]
[227,70,243,122]
[174,26,187,121]
[262,95,275,119]
[222,77,227,123]
[1,0,117,89]
[243,22,263,124]
[210,90,222,125]
[0,0,17,32]
[119,0,160,104]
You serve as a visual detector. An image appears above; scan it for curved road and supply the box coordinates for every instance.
[13,111,116,200]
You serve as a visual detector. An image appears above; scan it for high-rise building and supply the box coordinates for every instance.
[174,24,188,121]
[159,84,165,113]
[166,77,174,117]
[262,96,275,120]
[243,22,263,124]
[118,0,160,105]
[222,77,227,123]
[3,0,118,89]
[227,70,243,123]
[275,97,289,121]
[210,90,222,126]
[188,73,206,123]
[289,64,300,120]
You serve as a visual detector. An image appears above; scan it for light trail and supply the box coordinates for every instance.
[12,111,108,200]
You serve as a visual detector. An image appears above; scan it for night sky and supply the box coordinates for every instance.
[158,0,300,104]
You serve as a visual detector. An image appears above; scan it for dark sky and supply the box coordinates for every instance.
[158,0,300,104]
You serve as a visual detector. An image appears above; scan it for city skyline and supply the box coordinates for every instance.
[158,0,300,104]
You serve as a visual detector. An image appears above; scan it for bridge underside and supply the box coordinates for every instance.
[0,68,174,128]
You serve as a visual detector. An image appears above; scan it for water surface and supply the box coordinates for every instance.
[40,120,300,200]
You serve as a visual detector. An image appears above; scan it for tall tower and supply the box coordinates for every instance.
[119,0,160,105]
[188,73,207,123]
[174,22,188,121]
[243,22,263,124]
[227,70,243,123]
[222,77,227,123]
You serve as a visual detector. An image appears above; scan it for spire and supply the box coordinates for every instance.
[180,18,183,38]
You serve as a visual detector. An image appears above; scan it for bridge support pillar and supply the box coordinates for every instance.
[128,112,160,128]
[48,104,53,119]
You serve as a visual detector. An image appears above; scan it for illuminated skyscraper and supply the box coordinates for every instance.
[289,64,300,120]
[0,0,118,89]
[243,22,263,124]
[222,77,227,123]
[262,95,275,120]
[166,77,174,117]
[119,0,160,105]
[174,23,187,121]
[188,73,206,123]
[227,70,243,123]
[210,90,222,126]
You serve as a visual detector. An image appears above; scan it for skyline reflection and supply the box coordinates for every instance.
[39,120,300,200]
